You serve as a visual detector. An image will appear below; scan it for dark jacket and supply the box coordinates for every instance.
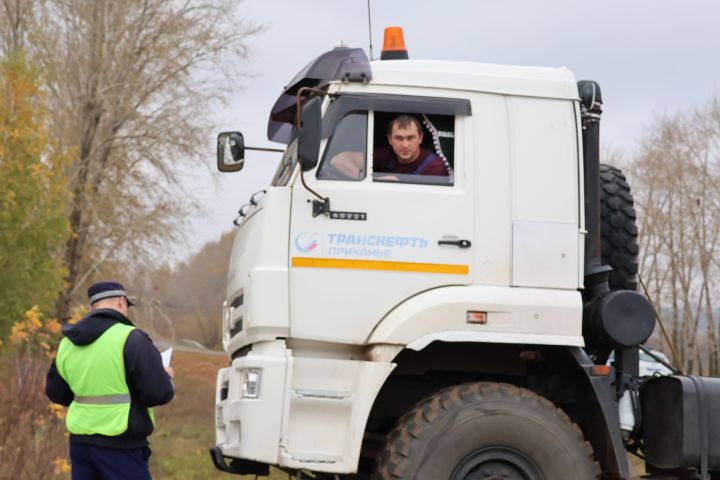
[373,147,449,176]
[46,308,174,449]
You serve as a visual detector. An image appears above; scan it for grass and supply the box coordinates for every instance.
[149,350,286,479]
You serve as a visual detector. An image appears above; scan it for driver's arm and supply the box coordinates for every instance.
[329,151,364,178]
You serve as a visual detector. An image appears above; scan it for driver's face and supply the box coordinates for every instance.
[388,122,423,164]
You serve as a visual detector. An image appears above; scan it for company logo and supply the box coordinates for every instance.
[294,233,319,253]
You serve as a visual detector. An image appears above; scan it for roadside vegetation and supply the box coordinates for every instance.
[0,53,69,337]
[626,99,720,374]
[0,308,71,479]
[0,0,262,326]
[0,321,285,480]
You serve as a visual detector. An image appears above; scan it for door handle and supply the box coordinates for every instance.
[438,239,472,248]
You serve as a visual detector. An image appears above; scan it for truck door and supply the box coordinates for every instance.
[289,94,473,344]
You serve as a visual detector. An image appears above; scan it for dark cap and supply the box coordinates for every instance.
[88,281,135,307]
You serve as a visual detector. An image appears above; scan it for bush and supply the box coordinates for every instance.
[0,307,69,480]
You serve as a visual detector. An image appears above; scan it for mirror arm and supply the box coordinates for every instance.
[294,86,331,212]
[299,168,326,202]
[245,146,284,153]
[295,87,331,126]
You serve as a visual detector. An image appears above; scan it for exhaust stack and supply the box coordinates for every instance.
[578,80,611,300]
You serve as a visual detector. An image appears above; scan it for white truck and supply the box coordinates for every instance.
[209,28,720,480]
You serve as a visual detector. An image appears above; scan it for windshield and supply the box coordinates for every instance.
[271,138,298,186]
[609,350,670,364]
[640,351,669,363]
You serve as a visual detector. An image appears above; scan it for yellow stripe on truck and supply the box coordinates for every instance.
[291,257,469,275]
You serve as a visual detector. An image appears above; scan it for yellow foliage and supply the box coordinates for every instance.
[25,304,43,330]
[68,305,87,325]
[8,306,63,357]
[48,403,66,421]
[44,318,62,335]
[52,457,71,475]
[9,321,29,344]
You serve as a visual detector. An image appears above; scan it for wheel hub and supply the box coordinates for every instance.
[451,447,543,480]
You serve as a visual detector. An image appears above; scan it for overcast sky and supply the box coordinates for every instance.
[181,0,720,261]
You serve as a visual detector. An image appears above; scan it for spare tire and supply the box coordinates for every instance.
[599,164,639,291]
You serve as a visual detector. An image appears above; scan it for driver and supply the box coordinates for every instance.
[374,115,448,176]
[328,114,448,179]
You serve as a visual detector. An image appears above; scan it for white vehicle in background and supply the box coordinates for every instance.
[639,349,673,376]
[608,349,673,377]
[209,26,720,480]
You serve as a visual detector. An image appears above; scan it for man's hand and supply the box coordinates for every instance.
[374,174,399,181]
[165,367,175,379]
[329,151,364,178]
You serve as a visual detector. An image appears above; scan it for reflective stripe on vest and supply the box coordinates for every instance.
[56,322,143,436]
[74,394,132,405]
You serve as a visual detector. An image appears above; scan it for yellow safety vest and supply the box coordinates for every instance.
[56,322,154,436]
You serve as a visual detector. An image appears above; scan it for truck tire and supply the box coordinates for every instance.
[374,382,600,480]
[600,164,639,291]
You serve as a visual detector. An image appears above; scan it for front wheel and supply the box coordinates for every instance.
[374,382,600,480]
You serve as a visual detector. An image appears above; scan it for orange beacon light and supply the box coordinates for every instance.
[380,26,409,60]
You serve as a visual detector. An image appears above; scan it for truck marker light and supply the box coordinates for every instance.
[519,351,540,362]
[241,368,262,399]
[466,311,487,324]
[380,26,409,60]
[591,365,611,376]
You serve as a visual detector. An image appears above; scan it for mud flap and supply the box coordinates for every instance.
[567,346,630,479]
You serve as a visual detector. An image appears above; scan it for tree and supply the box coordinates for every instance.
[630,98,720,375]
[0,0,32,54]
[0,52,70,332]
[1,0,262,320]
[135,230,235,349]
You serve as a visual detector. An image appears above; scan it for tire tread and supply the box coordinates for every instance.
[600,164,640,291]
[374,382,600,479]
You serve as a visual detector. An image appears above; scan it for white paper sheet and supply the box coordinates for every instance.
[161,347,173,368]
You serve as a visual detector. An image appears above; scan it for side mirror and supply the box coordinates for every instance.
[217,132,245,172]
[298,97,322,171]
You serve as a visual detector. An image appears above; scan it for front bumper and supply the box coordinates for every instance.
[214,341,290,464]
[213,340,394,474]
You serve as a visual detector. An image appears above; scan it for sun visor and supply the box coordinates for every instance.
[267,47,371,144]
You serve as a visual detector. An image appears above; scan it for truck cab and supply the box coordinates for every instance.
[210,29,720,480]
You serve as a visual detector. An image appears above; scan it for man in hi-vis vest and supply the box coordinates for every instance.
[46,281,175,479]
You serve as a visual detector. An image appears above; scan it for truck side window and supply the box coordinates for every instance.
[373,111,455,186]
[316,112,367,181]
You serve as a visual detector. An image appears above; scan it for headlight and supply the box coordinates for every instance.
[240,368,262,399]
